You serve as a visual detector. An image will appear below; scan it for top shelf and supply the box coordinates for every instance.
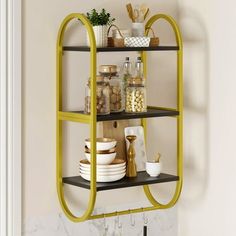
[63,46,179,52]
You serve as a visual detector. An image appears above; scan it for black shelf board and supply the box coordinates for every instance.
[72,108,179,122]
[63,46,179,52]
[63,171,179,191]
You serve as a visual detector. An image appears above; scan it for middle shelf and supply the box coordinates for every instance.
[58,107,179,123]
[63,171,179,192]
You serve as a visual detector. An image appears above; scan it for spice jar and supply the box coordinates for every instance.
[84,76,110,115]
[99,65,124,113]
[125,77,147,113]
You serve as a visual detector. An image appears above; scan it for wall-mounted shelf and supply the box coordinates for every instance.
[56,13,183,222]
[58,107,179,123]
[63,171,179,192]
[63,45,179,52]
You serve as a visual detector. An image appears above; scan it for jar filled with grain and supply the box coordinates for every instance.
[125,57,146,113]
[99,65,124,113]
[125,77,146,113]
[84,76,110,115]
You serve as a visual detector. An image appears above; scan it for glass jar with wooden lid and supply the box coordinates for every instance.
[84,75,110,115]
[99,65,124,113]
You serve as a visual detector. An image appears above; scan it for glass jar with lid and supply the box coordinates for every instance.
[84,75,110,115]
[125,77,147,113]
[125,57,146,113]
[99,65,124,113]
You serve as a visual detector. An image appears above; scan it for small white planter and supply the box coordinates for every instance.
[86,25,108,47]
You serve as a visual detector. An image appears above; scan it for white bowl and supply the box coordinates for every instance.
[80,168,126,176]
[80,172,126,182]
[85,152,116,165]
[146,162,162,177]
[85,138,117,151]
[80,165,126,174]
[80,159,125,169]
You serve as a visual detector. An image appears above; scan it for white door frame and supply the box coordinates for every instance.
[0,0,21,235]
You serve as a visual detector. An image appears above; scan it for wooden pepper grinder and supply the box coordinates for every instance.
[126,135,137,177]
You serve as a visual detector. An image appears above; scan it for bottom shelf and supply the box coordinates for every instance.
[63,171,179,192]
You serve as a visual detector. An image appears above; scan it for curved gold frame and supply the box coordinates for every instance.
[142,14,183,209]
[56,13,183,222]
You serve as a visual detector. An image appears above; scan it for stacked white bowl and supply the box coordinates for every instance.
[80,138,126,182]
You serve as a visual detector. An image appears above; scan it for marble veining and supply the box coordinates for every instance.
[23,206,177,236]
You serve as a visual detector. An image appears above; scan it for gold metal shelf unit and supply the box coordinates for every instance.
[56,13,183,222]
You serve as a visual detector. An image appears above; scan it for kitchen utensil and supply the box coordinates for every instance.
[133,7,140,22]
[124,126,147,171]
[126,3,134,22]
[154,153,161,162]
[144,8,149,20]
[126,135,137,177]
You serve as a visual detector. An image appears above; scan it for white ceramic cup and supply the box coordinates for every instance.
[132,22,145,37]
[146,162,162,177]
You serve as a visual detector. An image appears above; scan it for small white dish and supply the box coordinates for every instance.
[80,172,126,182]
[85,138,117,151]
[85,152,116,165]
[80,168,126,176]
[146,162,162,177]
[80,165,126,173]
[80,159,126,169]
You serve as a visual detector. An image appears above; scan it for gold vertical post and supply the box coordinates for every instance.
[56,13,97,222]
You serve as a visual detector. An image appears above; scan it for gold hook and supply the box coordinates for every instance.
[115,211,122,229]
[142,208,148,225]
[129,209,135,226]
[103,213,108,231]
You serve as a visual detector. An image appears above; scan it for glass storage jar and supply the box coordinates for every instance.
[84,75,110,115]
[99,65,124,113]
[125,77,147,113]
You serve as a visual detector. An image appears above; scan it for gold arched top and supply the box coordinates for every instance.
[145,14,183,50]
[56,13,96,52]
[56,13,97,222]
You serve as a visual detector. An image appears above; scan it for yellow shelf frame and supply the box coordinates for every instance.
[56,13,183,222]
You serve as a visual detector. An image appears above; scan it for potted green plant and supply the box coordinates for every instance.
[85,9,115,47]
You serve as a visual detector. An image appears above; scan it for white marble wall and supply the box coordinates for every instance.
[23,206,177,236]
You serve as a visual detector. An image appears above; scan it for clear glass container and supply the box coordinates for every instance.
[125,77,147,113]
[125,57,146,113]
[99,65,124,113]
[122,57,132,101]
[84,76,110,115]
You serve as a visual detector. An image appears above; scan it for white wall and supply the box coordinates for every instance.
[22,0,236,235]
[178,0,236,235]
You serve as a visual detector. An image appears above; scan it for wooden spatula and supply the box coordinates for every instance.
[126,3,134,22]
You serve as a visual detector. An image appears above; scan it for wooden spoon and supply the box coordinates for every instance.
[126,3,134,22]
[154,153,161,163]
[144,8,150,20]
